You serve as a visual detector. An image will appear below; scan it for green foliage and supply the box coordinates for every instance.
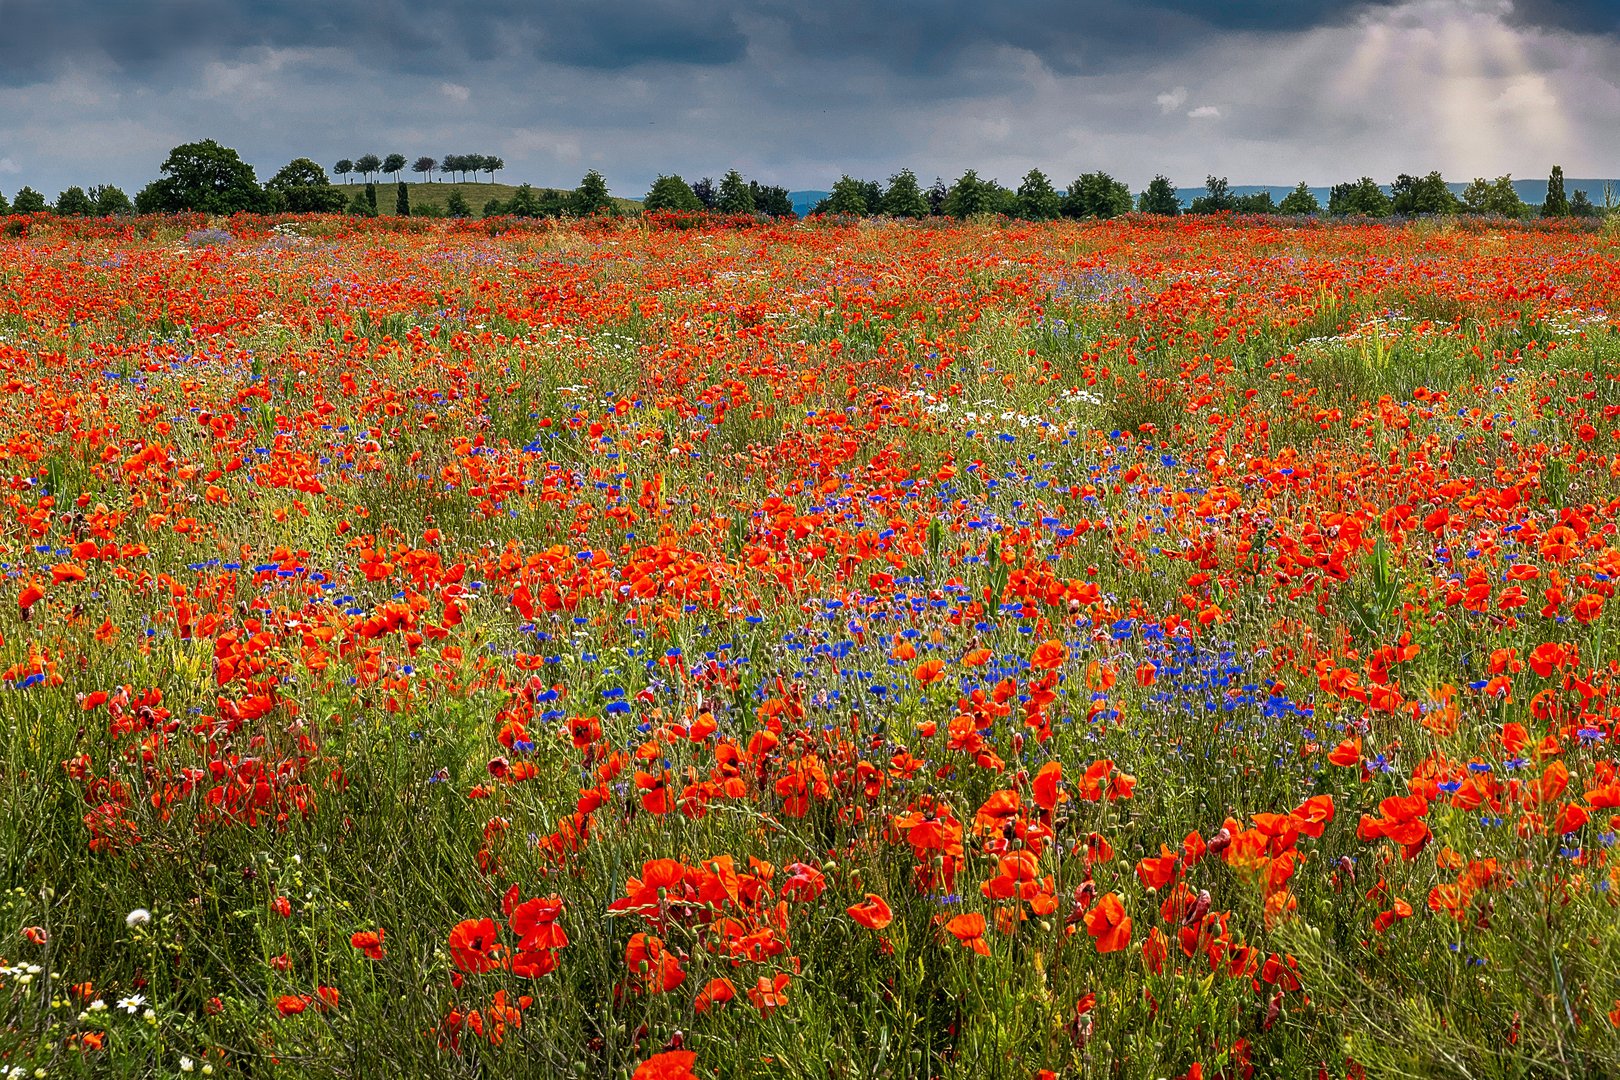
[445,189,471,218]
[824,175,870,216]
[716,170,755,214]
[1460,174,1529,219]
[0,190,9,215]
[1188,175,1234,214]
[395,182,410,217]
[944,170,1006,219]
[644,175,703,213]
[1328,177,1391,217]
[135,139,266,214]
[749,181,794,218]
[1390,172,1459,216]
[1543,165,1570,218]
[1014,168,1061,221]
[1233,190,1276,214]
[1278,181,1320,215]
[334,159,354,182]
[482,198,506,218]
[347,191,378,217]
[354,154,382,182]
[1571,188,1599,218]
[1137,175,1180,216]
[880,169,929,219]
[382,153,407,182]
[267,159,347,213]
[52,186,95,216]
[691,177,716,209]
[412,156,436,181]
[1061,172,1132,219]
[89,185,133,217]
[12,187,48,214]
[570,170,616,217]
[365,182,378,211]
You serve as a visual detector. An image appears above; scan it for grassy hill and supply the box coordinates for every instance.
[333,181,642,216]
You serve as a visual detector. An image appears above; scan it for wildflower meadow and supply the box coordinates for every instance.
[4,210,1620,1078]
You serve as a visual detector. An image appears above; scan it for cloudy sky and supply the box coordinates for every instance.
[1,0,1618,199]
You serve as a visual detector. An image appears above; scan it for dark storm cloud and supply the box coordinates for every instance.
[0,0,1424,86]
[4,0,1618,88]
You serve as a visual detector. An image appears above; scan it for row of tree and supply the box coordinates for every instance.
[768,166,1602,222]
[3,138,1608,222]
[331,154,507,185]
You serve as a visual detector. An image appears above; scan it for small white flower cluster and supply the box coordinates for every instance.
[0,962,43,985]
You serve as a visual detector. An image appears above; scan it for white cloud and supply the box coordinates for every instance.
[1187,105,1222,119]
[0,157,19,175]
[438,82,470,103]
[1155,86,1188,114]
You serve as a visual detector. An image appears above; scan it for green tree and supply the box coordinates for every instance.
[134,140,266,214]
[750,181,794,218]
[439,154,461,183]
[1136,175,1180,216]
[1390,172,1458,216]
[505,184,546,217]
[716,170,755,214]
[1015,168,1061,220]
[53,186,95,215]
[365,182,377,211]
[90,185,133,216]
[1328,177,1391,217]
[482,198,506,218]
[1188,175,1234,214]
[412,156,436,182]
[12,187,46,213]
[824,175,870,216]
[1542,165,1570,218]
[1061,172,1132,219]
[880,169,928,218]
[0,190,11,215]
[1233,190,1276,214]
[346,190,376,216]
[446,189,471,218]
[570,170,615,216]
[460,155,488,182]
[382,154,407,182]
[1459,174,1528,218]
[354,154,382,183]
[484,156,504,183]
[691,177,716,209]
[1569,189,1599,218]
[926,177,948,215]
[334,159,354,183]
[266,158,346,213]
[1278,182,1320,215]
[644,175,703,212]
[944,170,1001,218]
[396,182,410,217]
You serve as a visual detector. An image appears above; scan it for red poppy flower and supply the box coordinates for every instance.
[1085,892,1132,953]
[447,917,503,973]
[847,893,893,930]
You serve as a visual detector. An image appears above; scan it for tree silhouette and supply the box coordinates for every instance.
[382,154,406,182]
[412,156,436,182]
[334,159,354,183]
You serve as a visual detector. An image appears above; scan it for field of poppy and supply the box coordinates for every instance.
[2,210,1620,1078]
